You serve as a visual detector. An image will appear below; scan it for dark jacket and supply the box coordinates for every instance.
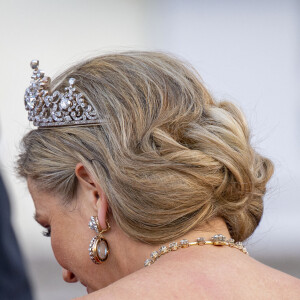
[0,173,33,300]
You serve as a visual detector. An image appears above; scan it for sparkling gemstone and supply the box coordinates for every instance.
[97,239,108,260]
[180,239,189,248]
[197,237,205,245]
[36,70,44,78]
[227,238,235,245]
[144,259,153,267]
[211,234,226,242]
[235,242,243,249]
[150,251,159,259]
[88,221,93,229]
[168,242,178,251]
[60,97,71,110]
[30,60,39,69]
[158,245,168,254]
[69,78,76,85]
[27,97,35,109]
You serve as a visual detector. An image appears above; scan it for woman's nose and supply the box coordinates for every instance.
[62,268,78,283]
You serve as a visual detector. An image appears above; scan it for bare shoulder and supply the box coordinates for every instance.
[254,262,300,297]
[74,255,300,300]
[211,254,300,299]
[73,265,187,300]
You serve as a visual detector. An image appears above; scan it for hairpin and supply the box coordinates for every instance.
[24,60,101,128]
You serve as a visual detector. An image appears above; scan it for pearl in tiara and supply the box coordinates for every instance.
[24,60,101,128]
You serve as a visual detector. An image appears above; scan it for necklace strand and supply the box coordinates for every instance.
[144,234,249,267]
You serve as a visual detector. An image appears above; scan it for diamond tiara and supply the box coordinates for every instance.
[24,60,101,128]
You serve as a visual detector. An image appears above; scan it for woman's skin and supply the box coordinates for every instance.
[28,163,300,299]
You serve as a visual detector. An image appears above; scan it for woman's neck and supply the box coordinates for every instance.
[110,217,232,278]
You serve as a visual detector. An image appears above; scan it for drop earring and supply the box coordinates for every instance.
[88,216,111,264]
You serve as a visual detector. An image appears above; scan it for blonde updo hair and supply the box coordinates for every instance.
[16,51,274,243]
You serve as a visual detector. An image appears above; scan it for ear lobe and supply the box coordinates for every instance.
[97,193,109,230]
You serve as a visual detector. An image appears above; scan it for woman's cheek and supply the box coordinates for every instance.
[50,230,68,269]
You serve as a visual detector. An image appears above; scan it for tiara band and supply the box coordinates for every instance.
[24,60,101,128]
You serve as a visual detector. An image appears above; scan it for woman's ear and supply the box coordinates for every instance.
[75,163,109,221]
[75,163,96,189]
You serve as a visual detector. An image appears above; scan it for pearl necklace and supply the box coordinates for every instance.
[144,234,249,267]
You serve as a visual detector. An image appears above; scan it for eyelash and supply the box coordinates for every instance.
[42,227,51,237]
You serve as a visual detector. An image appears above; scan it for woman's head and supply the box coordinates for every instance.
[17,51,273,286]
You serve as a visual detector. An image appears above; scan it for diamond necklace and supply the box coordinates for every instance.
[144,234,249,267]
